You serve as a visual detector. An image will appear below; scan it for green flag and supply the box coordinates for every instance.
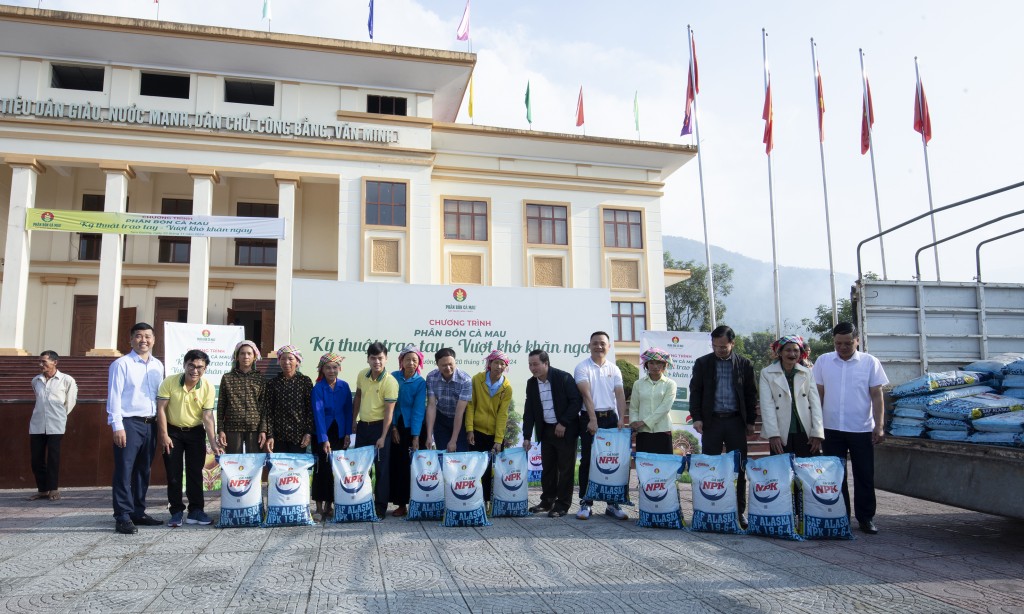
[633,91,640,132]
[525,81,532,124]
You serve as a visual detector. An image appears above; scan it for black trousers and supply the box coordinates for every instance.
[778,432,820,458]
[635,431,672,455]
[578,411,620,505]
[112,417,156,521]
[356,420,390,515]
[469,432,497,502]
[30,434,63,492]
[274,441,308,454]
[313,422,345,504]
[539,423,578,513]
[389,416,427,506]
[823,429,875,523]
[701,414,749,513]
[223,431,262,455]
[163,425,208,514]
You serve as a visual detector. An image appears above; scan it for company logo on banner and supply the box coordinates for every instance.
[640,330,711,437]
[163,322,245,384]
[291,280,614,442]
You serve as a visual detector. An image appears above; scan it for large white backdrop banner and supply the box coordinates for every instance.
[291,280,615,416]
[163,322,245,384]
[639,330,711,432]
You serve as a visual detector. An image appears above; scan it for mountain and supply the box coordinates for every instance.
[661,235,857,335]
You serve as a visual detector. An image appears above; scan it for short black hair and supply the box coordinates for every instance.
[435,347,456,362]
[832,322,858,337]
[183,349,210,365]
[130,322,154,335]
[528,349,549,365]
[710,325,735,342]
[590,331,610,342]
[367,342,388,357]
[39,350,59,362]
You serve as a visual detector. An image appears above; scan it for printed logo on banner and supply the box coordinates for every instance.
[672,336,680,343]
[41,211,54,222]
[453,288,467,302]
[202,329,211,337]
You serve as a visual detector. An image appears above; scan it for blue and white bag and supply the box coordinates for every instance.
[265,453,314,527]
[890,371,994,398]
[491,447,530,517]
[635,452,685,529]
[745,454,800,540]
[926,393,1022,420]
[442,451,491,527]
[972,410,1024,433]
[893,385,995,408]
[688,451,743,534]
[218,453,267,528]
[791,456,853,540]
[407,449,444,521]
[527,443,544,486]
[331,446,379,522]
[583,428,633,505]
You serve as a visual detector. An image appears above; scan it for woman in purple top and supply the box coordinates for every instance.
[388,344,427,517]
[311,352,352,521]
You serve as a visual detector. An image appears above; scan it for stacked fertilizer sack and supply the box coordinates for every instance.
[961,355,1024,445]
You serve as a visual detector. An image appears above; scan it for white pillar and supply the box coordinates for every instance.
[89,165,133,356]
[187,171,217,324]
[274,177,297,350]
[0,159,44,356]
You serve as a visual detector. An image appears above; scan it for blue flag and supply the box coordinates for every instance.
[368,0,374,40]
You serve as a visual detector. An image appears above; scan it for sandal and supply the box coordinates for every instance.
[27,492,48,501]
[48,491,61,501]
[391,506,407,517]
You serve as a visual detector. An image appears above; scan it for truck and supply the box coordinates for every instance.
[854,278,1024,520]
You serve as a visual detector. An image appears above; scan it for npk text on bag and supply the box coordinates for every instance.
[442,451,491,527]
[265,453,314,527]
[635,452,685,529]
[792,456,853,540]
[527,442,543,486]
[407,449,444,521]
[583,428,633,505]
[688,451,743,534]
[218,453,267,527]
[491,447,530,517]
[331,445,379,522]
[745,454,800,540]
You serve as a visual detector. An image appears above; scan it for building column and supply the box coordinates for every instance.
[274,176,298,350]
[0,158,44,355]
[88,164,133,356]
[187,170,217,324]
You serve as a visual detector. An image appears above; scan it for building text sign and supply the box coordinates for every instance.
[25,208,285,239]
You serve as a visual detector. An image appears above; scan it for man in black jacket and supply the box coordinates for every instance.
[523,350,582,517]
[689,325,757,523]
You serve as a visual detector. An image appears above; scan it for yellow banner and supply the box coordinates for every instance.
[25,209,284,239]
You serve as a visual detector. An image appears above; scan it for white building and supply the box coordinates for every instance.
[0,6,693,361]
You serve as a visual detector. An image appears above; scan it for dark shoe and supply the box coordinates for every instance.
[548,509,566,518]
[131,514,162,526]
[375,508,387,520]
[115,519,138,535]
[859,520,879,534]
[529,503,552,514]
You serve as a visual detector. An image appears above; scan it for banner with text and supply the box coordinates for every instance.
[163,322,246,384]
[25,209,285,239]
[640,330,711,451]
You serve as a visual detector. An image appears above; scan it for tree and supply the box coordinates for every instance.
[617,358,639,400]
[504,399,522,446]
[664,251,734,332]
[735,330,776,375]
[802,298,854,359]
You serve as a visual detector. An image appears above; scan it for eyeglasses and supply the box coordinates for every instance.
[185,364,207,371]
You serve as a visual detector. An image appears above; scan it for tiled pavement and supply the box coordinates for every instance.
[0,484,1022,613]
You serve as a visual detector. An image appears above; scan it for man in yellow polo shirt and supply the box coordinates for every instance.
[156,349,221,527]
[352,342,399,519]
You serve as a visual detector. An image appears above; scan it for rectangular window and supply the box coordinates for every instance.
[444,199,488,241]
[235,202,279,266]
[140,72,190,99]
[224,78,275,106]
[612,301,647,342]
[158,198,193,264]
[603,208,643,249]
[526,204,568,245]
[365,180,407,227]
[78,194,104,261]
[366,95,408,116]
[51,63,104,92]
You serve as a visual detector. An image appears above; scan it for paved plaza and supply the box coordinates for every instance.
[0,482,1022,613]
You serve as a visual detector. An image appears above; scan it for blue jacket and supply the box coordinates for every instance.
[391,370,426,437]
[312,378,353,443]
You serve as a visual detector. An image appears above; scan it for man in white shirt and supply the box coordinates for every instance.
[28,351,78,501]
[813,322,889,535]
[574,331,628,520]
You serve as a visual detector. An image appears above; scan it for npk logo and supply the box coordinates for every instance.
[340,473,365,494]
[698,479,728,501]
[812,482,841,506]
[416,471,441,491]
[450,476,478,500]
[276,473,302,495]
[752,480,781,503]
[227,478,253,497]
[641,477,670,502]
[502,470,524,491]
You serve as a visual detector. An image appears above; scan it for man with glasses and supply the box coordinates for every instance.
[156,349,221,527]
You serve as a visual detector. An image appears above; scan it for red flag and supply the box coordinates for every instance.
[575,86,585,127]
[680,36,699,136]
[861,79,874,155]
[914,78,932,143]
[762,78,773,154]
[816,63,825,142]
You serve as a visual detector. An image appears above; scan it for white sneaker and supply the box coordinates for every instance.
[576,505,591,520]
[605,504,627,520]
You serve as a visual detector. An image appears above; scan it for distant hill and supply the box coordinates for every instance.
[662,236,857,336]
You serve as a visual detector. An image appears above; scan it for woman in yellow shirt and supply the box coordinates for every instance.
[629,348,677,455]
[466,349,512,504]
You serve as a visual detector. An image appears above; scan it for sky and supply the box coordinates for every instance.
[6,0,1024,284]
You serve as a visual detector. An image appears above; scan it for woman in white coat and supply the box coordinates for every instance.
[759,335,824,457]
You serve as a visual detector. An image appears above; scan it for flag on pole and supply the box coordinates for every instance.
[456,0,470,41]
[525,81,532,125]
[815,62,825,142]
[763,77,774,154]
[681,35,699,136]
[861,79,874,155]
[468,76,474,119]
[633,91,640,132]
[575,87,585,127]
[914,77,932,143]
[368,0,374,40]
[262,0,271,20]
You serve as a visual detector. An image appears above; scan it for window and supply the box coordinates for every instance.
[603,208,643,249]
[526,204,568,245]
[365,181,407,226]
[224,78,275,106]
[235,202,279,266]
[444,199,487,241]
[140,72,190,99]
[51,63,104,91]
[77,194,105,261]
[612,301,647,342]
[367,95,407,116]
[158,199,193,264]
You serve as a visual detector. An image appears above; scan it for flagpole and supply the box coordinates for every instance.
[688,25,716,330]
[634,91,640,140]
[811,38,838,326]
[916,56,940,281]
[763,29,782,339]
[860,49,887,280]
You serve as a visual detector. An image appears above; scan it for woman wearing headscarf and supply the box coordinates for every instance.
[629,347,677,454]
[388,344,427,517]
[217,340,266,454]
[259,344,314,454]
[311,352,352,521]
[465,349,512,505]
[759,335,824,457]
